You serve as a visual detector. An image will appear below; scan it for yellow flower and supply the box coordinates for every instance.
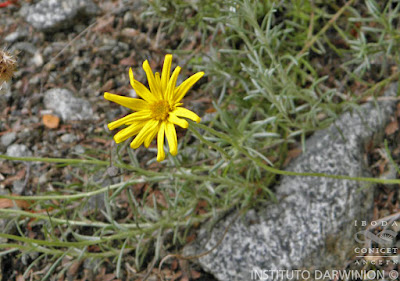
[104,54,204,162]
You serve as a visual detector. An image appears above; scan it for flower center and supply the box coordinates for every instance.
[150,100,171,120]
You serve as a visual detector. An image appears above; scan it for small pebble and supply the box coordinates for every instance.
[38,173,48,185]
[61,133,77,143]
[31,52,43,67]
[73,145,85,154]
[4,32,22,43]
[43,88,94,121]
[6,144,32,158]
[17,128,31,140]
[12,180,25,195]
[1,132,16,146]
[123,11,134,26]
[107,166,119,177]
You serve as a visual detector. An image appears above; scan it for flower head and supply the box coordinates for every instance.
[104,54,204,162]
[0,50,17,87]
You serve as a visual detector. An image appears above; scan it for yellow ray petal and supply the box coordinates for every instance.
[155,72,162,94]
[161,54,172,94]
[168,112,188,129]
[165,122,178,156]
[166,66,181,102]
[173,72,204,103]
[144,122,160,148]
[129,68,158,103]
[143,60,162,99]
[157,122,166,162]
[107,110,152,130]
[172,107,201,123]
[130,120,159,149]
[113,121,146,143]
[104,92,149,111]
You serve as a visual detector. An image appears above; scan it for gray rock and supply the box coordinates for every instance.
[31,52,43,67]
[73,145,85,154]
[20,0,100,31]
[6,144,32,158]
[185,83,399,280]
[4,28,29,43]
[10,42,37,55]
[17,128,31,140]
[123,11,134,26]
[12,180,25,195]
[0,80,12,100]
[4,32,21,43]
[60,133,77,143]
[43,88,94,121]
[1,132,16,146]
[38,173,48,185]
[84,193,105,213]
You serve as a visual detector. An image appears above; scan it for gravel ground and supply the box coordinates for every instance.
[1,0,400,280]
[0,0,208,194]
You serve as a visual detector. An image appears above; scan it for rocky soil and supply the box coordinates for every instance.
[1,0,400,280]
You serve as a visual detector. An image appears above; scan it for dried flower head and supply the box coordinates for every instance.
[104,54,204,161]
[0,50,17,86]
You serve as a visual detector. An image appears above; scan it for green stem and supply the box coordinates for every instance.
[0,154,106,165]
[191,122,400,185]
[0,208,227,259]
[0,243,128,258]
[0,154,247,199]
[188,125,231,159]
[0,180,142,201]
[0,206,221,230]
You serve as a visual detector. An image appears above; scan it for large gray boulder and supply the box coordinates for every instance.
[21,0,99,31]
[185,83,398,280]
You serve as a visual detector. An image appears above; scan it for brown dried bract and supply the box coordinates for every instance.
[0,50,17,86]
